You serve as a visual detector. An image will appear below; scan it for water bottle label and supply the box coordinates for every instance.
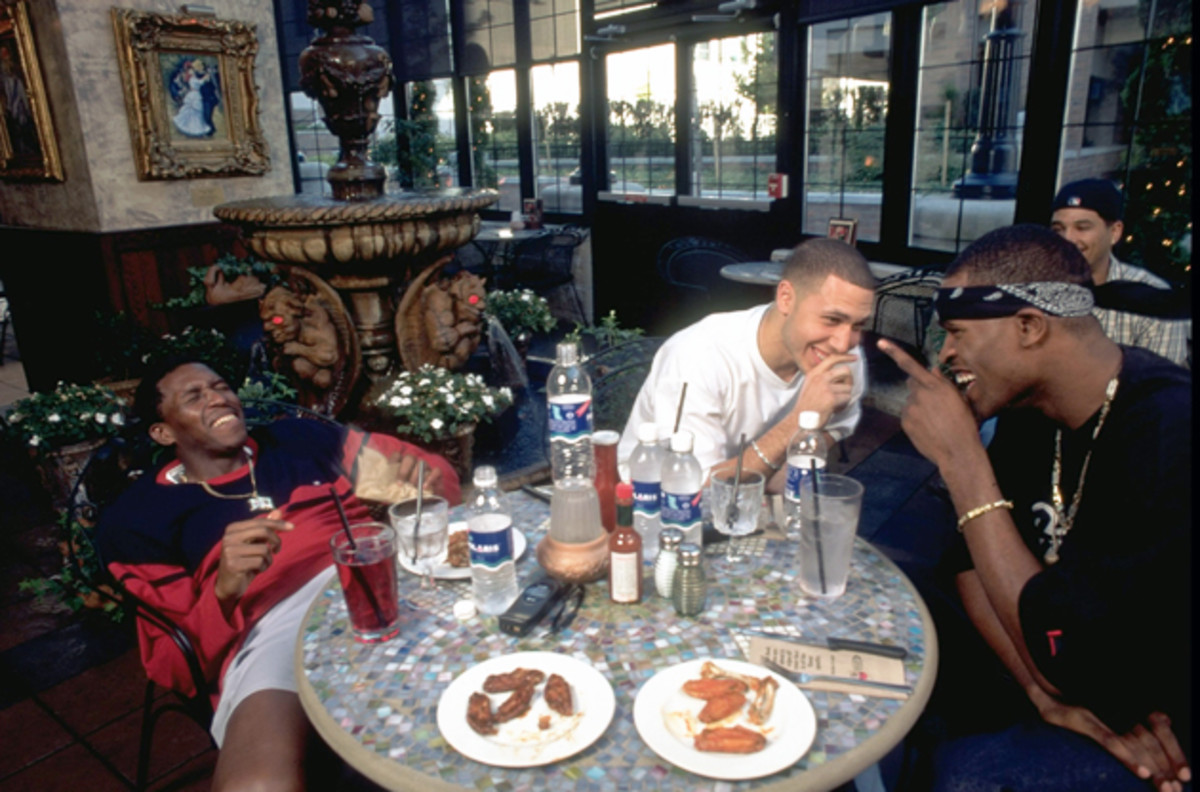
[468,517,514,569]
[632,481,661,516]
[661,491,701,527]
[548,397,592,440]
[786,456,827,501]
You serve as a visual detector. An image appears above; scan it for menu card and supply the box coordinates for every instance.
[746,635,909,700]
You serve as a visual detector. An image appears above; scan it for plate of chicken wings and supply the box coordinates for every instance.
[436,651,615,767]
[632,658,816,780]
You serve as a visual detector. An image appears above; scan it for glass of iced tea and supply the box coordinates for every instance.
[330,522,401,643]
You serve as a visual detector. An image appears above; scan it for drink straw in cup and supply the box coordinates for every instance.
[411,461,425,566]
[329,485,388,625]
[810,459,827,594]
[726,433,746,528]
[673,383,689,434]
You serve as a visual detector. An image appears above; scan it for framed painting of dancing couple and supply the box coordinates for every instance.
[0,1,63,181]
[111,8,269,180]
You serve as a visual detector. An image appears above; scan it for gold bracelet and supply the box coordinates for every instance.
[957,499,1014,532]
[749,439,782,472]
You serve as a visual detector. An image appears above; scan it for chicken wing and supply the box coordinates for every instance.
[483,668,546,693]
[698,692,747,723]
[466,691,497,736]
[694,725,767,754]
[544,673,574,716]
[494,683,536,722]
[682,678,748,700]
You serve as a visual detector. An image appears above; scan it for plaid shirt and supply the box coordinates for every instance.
[1096,256,1191,368]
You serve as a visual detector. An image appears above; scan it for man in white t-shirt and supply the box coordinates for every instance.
[618,238,876,489]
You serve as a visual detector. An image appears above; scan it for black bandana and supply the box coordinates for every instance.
[935,283,1094,320]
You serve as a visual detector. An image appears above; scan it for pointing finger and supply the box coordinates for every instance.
[876,338,935,383]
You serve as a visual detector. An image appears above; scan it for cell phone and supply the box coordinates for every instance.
[498,575,571,637]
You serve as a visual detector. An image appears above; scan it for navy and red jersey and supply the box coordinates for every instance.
[95,419,460,706]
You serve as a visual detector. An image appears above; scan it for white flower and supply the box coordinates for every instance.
[390,396,402,407]
[95,413,108,424]
[8,412,22,423]
[111,413,125,426]
[419,379,430,387]
[499,387,513,402]
[463,401,475,411]
[400,385,412,396]
[430,418,444,431]
[483,395,494,408]
[28,435,41,447]
[399,398,411,407]
[445,393,456,405]
[47,413,61,423]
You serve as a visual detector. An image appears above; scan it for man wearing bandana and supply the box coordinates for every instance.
[1050,178,1190,367]
[878,225,1190,791]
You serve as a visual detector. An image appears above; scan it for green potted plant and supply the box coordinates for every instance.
[18,513,124,621]
[0,381,129,510]
[484,288,556,357]
[374,364,513,482]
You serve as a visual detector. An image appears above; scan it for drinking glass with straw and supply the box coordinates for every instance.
[711,434,763,563]
[389,462,450,590]
[329,485,401,642]
[795,469,864,600]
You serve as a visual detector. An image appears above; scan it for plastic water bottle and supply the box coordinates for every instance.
[466,465,519,615]
[784,411,829,539]
[547,341,594,483]
[660,430,704,547]
[628,421,665,551]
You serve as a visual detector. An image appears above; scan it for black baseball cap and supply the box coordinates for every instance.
[1051,178,1124,224]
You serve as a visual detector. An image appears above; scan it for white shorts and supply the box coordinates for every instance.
[209,567,334,747]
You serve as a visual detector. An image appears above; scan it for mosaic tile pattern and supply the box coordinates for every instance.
[300,495,932,790]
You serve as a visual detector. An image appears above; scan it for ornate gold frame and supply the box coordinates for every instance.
[111,7,269,180]
[0,1,63,181]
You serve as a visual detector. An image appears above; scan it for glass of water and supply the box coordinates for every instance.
[709,470,765,563]
[390,497,449,588]
[795,474,863,599]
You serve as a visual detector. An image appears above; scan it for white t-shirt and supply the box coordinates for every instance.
[617,304,866,473]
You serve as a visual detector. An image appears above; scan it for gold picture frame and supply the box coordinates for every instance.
[0,1,63,181]
[111,7,269,180]
[828,218,858,246]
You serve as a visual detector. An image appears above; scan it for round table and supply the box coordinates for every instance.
[720,261,783,286]
[296,493,937,791]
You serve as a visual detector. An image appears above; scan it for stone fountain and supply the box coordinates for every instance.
[213,0,498,417]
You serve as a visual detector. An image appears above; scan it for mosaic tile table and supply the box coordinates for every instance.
[296,492,937,791]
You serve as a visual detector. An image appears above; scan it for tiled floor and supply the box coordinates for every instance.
[0,313,951,790]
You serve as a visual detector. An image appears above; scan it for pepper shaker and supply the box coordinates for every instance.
[654,527,683,598]
[672,542,706,617]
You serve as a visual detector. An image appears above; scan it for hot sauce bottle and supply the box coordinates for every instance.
[608,482,643,603]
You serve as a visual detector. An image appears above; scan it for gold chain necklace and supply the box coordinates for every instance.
[184,450,275,512]
[1044,376,1118,564]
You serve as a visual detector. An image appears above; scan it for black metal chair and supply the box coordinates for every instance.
[584,336,665,432]
[493,226,590,326]
[868,269,943,357]
[655,236,754,330]
[64,398,341,792]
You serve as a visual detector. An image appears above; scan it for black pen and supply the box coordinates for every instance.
[827,637,908,659]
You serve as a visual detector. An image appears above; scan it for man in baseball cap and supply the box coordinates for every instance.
[1050,178,1189,367]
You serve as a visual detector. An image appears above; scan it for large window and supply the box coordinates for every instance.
[803,14,891,242]
[688,32,777,202]
[532,61,582,213]
[1059,0,1192,283]
[605,45,675,196]
[910,1,1038,252]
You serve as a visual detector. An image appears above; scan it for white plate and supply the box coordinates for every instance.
[436,651,616,768]
[397,522,527,580]
[633,658,816,780]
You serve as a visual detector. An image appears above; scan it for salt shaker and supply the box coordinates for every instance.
[654,527,683,598]
[671,542,706,617]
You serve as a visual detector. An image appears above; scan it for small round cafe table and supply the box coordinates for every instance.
[295,493,937,791]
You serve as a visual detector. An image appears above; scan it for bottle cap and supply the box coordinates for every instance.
[615,481,633,500]
[659,527,684,550]
[556,341,579,366]
[799,410,821,430]
[473,465,498,488]
[677,543,702,565]
[637,421,658,444]
[453,599,477,620]
[670,430,694,454]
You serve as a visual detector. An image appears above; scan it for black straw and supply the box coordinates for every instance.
[330,484,357,550]
[810,459,827,594]
[329,485,387,626]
